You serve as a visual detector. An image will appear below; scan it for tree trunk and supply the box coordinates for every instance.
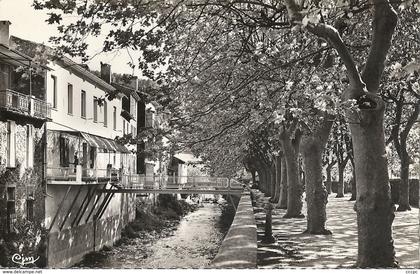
[284,0,398,267]
[336,165,345,198]
[349,97,397,267]
[271,156,281,203]
[265,167,272,197]
[301,117,333,234]
[269,164,276,199]
[397,152,411,211]
[251,170,256,187]
[257,168,266,194]
[350,163,356,201]
[325,166,332,194]
[281,132,303,218]
[277,156,288,209]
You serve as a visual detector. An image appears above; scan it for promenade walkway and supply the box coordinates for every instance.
[253,191,419,268]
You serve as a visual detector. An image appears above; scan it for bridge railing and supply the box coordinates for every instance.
[120,175,241,190]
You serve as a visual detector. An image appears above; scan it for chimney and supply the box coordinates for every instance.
[130,76,139,90]
[100,62,112,83]
[0,21,11,46]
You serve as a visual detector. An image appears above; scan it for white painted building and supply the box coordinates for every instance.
[8,35,137,267]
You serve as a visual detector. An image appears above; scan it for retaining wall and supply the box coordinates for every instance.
[210,191,257,268]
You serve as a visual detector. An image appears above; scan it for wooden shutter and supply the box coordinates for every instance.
[7,121,16,168]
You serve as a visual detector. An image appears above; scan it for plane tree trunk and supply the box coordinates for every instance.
[325,163,334,194]
[336,158,348,198]
[280,127,304,218]
[349,158,356,201]
[271,155,282,203]
[284,0,398,266]
[391,99,419,211]
[277,155,288,209]
[301,116,333,234]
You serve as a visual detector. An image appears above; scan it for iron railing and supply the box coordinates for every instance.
[32,97,51,119]
[46,166,121,183]
[122,175,243,190]
[46,167,245,191]
[0,89,51,119]
[0,89,29,113]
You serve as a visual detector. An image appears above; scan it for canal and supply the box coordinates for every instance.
[75,200,235,268]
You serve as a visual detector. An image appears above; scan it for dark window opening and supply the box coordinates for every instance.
[60,136,70,167]
[104,101,108,127]
[81,90,86,118]
[89,147,96,169]
[67,84,73,114]
[51,75,57,108]
[6,187,16,233]
[93,96,98,122]
[26,199,34,222]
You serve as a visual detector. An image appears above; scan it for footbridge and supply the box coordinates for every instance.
[101,175,245,195]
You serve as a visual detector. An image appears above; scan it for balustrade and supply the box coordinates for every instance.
[0,89,51,119]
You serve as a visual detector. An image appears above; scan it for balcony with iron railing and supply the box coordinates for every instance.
[46,165,121,184]
[0,89,51,120]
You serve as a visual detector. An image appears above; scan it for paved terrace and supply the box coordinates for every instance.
[253,191,419,268]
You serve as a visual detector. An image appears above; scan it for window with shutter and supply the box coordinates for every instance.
[113,106,117,130]
[6,121,16,168]
[6,187,16,233]
[68,84,73,115]
[104,101,108,127]
[81,90,86,118]
[26,124,34,168]
[93,96,98,122]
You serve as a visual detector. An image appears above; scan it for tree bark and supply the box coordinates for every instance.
[277,155,288,209]
[281,129,304,218]
[395,101,419,211]
[284,0,398,267]
[325,165,333,194]
[251,170,256,187]
[301,117,333,234]
[349,96,397,267]
[336,165,345,198]
[397,152,411,211]
[350,160,356,201]
[257,167,266,194]
[265,167,273,197]
[269,163,276,200]
[271,155,281,203]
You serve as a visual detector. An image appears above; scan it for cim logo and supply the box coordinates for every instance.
[11,253,39,266]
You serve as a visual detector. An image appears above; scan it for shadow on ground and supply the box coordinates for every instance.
[253,191,419,269]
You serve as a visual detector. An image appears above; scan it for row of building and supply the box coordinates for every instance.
[0,20,188,267]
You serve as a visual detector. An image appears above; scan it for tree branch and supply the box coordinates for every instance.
[361,0,398,93]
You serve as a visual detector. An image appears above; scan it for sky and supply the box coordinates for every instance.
[0,0,139,76]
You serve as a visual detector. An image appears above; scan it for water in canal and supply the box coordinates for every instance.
[75,200,234,268]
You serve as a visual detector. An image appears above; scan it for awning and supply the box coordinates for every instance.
[80,132,129,153]
[173,153,201,164]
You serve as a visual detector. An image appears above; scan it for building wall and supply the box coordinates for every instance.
[46,63,122,139]
[45,184,135,267]
[43,62,137,267]
[0,120,45,234]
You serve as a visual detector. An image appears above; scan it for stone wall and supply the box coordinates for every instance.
[210,192,257,268]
